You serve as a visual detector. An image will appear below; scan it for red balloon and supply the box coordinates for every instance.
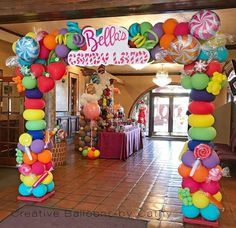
[83,103,100,120]
[38,40,50,59]
[182,177,200,193]
[15,67,23,77]
[47,62,66,80]
[206,60,222,77]
[24,98,45,109]
[30,63,45,78]
[201,181,220,195]
[37,76,55,93]
[188,101,215,114]
[184,62,195,75]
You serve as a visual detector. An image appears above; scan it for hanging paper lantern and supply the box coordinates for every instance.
[168,35,201,64]
[189,10,220,40]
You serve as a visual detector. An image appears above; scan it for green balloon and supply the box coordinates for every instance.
[188,127,217,141]
[66,34,79,50]
[22,76,37,89]
[25,120,46,131]
[82,150,88,157]
[140,22,153,36]
[181,76,192,89]
[191,73,209,90]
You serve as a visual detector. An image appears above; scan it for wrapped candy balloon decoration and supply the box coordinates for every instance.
[168,35,201,64]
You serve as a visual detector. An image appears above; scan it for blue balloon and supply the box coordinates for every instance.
[129,23,140,38]
[34,58,46,65]
[47,181,55,192]
[25,88,43,99]
[28,130,44,140]
[188,140,212,151]
[200,204,220,221]
[198,50,210,61]
[96,28,103,36]
[190,89,216,102]
[182,205,200,218]
[32,184,47,198]
[18,58,32,66]
[216,46,228,63]
[18,183,32,196]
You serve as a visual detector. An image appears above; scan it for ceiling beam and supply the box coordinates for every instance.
[0,0,236,24]
[113,72,181,76]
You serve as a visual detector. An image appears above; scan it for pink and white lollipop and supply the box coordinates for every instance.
[189,10,220,40]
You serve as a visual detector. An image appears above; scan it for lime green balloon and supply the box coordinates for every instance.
[22,76,37,89]
[188,127,217,141]
[82,149,88,157]
[181,76,192,89]
[191,73,209,90]
[66,34,79,50]
[25,120,46,131]
[140,22,153,36]
[23,109,45,121]
[19,133,32,146]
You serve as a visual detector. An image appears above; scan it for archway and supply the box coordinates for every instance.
[7,9,228,226]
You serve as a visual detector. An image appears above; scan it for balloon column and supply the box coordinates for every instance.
[178,10,228,226]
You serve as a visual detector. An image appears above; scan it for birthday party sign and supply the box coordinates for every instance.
[68,26,150,66]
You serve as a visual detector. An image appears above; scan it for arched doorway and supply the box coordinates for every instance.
[130,85,190,139]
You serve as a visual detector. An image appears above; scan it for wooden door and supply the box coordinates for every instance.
[0,78,24,166]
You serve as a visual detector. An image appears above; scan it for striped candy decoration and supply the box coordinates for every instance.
[168,35,201,65]
[189,10,220,40]
[16,37,39,62]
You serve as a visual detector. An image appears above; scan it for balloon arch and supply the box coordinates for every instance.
[8,9,229,226]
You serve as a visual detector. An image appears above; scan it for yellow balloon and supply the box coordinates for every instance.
[22,174,37,187]
[20,174,25,182]
[192,191,210,209]
[19,133,32,146]
[42,172,53,184]
[23,109,45,121]
[213,192,222,202]
[188,114,215,127]
[179,141,188,160]
[94,150,100,158]
[26,32,37,39]
[12,41,16,53]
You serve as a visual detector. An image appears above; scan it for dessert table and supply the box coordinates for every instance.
[98,127,143,160]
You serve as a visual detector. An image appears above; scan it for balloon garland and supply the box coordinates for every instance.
[7,10,229,217]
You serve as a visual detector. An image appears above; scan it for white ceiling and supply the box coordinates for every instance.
[1,8,235,75]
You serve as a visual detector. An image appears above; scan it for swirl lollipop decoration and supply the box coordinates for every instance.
[194,144,212,160]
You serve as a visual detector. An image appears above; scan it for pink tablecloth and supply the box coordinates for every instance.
[98,128,143,160]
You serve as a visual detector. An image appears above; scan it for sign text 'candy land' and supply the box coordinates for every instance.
[68,26,150,66]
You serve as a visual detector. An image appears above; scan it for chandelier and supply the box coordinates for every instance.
[152,64,172,87]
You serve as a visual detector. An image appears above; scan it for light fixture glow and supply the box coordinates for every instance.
[130,63,150,70]
[152,64,172,87]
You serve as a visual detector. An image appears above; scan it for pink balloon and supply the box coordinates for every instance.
[83,103,100,120]
[18,163,31,175]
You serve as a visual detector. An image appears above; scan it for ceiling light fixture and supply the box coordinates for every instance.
[130,63,150,70]
[152,64,172,87]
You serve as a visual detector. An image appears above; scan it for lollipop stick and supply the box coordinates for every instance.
[190,159,200,177]
[24,146,32,161]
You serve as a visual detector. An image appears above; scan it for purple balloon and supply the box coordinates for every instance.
[55,44,70,58]
[30,139,45,154]
[182,150,196,167]
[148,22,164,40]
[59,28,68,35]
[17,143,25,152]
[202,151,220,168]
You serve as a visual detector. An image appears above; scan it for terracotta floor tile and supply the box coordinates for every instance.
[94,203,119,214]
[64,194,87,202]
[74,202,98,211]
[145,196,165,203]
[163,204,181,213]
[115,206,140,218]
[54,199,78,209]
[160,221,183,228]
[138,208,162,220]
[83,195,106,204]
[120,199,143,208]
[0,210,12,222]
[147,220,161,228]
[161,212,183,223]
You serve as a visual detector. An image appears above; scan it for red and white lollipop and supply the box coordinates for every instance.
[189,10,220,40]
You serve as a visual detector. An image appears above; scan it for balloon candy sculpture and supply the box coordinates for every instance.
[178,10,229,226]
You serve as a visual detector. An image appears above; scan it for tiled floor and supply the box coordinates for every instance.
[0,139,236,227]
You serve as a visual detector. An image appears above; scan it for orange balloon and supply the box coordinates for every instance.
[178,163,191,178]
[43,34,57,50]
[192,164,209,183]
[38,150,52,164]
[160,34,175,50]
[23,152,37,165]
[163,18,178,34]
[164,55,173,62]
[87,150,95,159]
[51,31,58,36]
